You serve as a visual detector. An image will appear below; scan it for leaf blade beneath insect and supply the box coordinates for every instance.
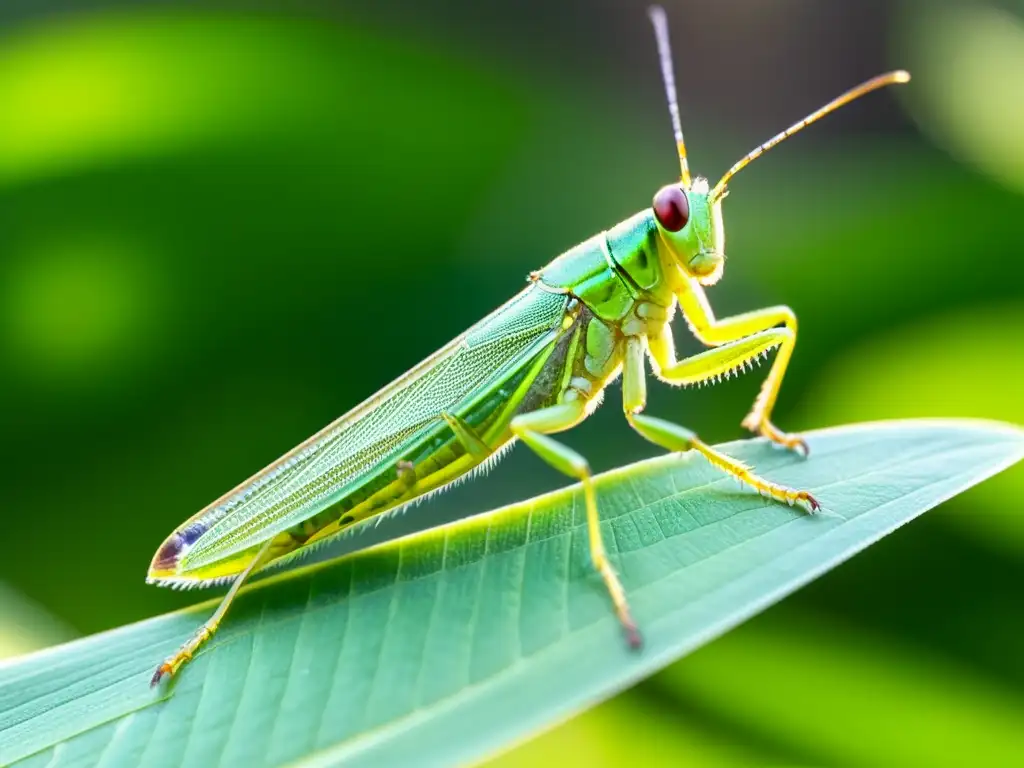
[1,419,1021,768]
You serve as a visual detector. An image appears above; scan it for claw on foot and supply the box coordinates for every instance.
[789,437,810,458]
[783,488,819,513]
[624,622,643,650]
[604,572,643,652]
[744,417,809,457]
[797,491,821,513]
[151,624,212,687]
[151,662,173,688]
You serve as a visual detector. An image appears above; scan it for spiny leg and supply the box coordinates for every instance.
[631,413,819,510]
[669,276,807,454]
[624,336,818,511]
[649,327,793,387]
[511,400,641,648]
[151,539,274,686]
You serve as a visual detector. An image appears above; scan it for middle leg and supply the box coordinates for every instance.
[511,400,642,648]
[623,336,819,511]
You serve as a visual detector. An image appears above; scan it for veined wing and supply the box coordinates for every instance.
[166,283,570,574]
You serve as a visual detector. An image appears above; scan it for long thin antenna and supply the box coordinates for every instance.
[648,6,691,187]
[711,70,910,200]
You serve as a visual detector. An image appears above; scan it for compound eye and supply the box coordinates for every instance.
[652,184,689,232]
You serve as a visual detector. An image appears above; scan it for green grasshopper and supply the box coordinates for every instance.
[148,7,909,685]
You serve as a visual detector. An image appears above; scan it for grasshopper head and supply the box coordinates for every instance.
[651,176,725,286]
[645,7,908,290]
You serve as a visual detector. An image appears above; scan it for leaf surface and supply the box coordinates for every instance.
[1,419,1021,768]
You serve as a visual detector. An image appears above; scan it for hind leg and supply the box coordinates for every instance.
[623,336,818,510]
[511,401,641,648]
[151,539,275,686]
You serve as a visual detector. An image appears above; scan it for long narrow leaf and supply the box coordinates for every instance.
[1,419,1021,768]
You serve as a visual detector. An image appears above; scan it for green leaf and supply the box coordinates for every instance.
[796,304,1024,553]
[1,419,1020,768]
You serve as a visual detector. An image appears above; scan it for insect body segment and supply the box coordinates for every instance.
[149,7,908,685]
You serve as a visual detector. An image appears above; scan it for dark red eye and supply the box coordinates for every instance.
[652,184,689,232]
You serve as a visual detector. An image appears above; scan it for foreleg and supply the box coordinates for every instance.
[658,276,806,454]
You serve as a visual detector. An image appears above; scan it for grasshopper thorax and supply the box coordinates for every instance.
[652,177,725,286]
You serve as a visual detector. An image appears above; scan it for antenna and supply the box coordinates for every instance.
[648,6,691,187]
[711,70,910,200]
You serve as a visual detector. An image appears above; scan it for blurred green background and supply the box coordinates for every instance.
[1,0,1022,764]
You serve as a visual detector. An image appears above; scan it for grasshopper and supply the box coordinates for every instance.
[148,7,909,685]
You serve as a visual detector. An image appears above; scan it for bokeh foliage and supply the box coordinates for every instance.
[1,1,1022,765]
